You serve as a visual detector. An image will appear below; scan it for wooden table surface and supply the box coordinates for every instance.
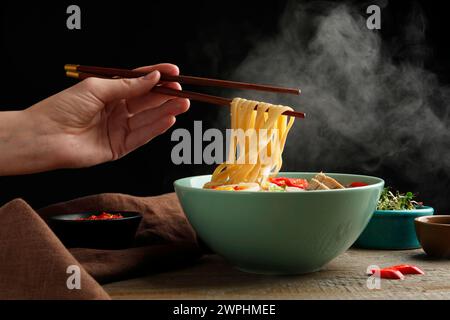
[103,249,450,299]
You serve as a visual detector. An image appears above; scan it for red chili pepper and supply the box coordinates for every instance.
[269,177,288,187]
[369,264,424,280]
[269,177,309,189]
[369,268,405,280]
[78,212,124,220]
[349,182,368,188]
[385,264,424,275]
[379,269,405,280]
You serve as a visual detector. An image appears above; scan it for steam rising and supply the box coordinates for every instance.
[226,1,450,209]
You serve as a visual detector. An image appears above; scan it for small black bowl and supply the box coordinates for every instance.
[47,211,142,249]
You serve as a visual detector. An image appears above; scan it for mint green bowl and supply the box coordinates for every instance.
[174,172,384,274]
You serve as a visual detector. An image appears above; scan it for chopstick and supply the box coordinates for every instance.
[65,64,301,95]
[66,71,234,106]
[65,69,306,119]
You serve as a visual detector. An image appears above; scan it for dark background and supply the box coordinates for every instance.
[0,0,449,211]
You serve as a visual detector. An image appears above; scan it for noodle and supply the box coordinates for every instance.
[204,98,295,189]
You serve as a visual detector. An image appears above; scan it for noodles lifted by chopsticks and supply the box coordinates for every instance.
[204,98,295,189]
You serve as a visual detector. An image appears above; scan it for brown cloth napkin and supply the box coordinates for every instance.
[0,193,201,300]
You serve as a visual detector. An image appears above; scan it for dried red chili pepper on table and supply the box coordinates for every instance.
[369,268,405,280]
[385,264,425,275]
[368,264,424,280]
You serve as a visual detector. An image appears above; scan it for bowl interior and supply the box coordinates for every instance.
[175,172,384,191]
[49,211,142,222]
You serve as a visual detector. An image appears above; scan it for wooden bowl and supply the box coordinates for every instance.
[415,215,450,258]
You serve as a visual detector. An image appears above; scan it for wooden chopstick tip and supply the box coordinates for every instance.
[66,71,80,79]
[64,64,79,72]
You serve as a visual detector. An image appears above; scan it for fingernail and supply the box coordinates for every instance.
[143,70,160,80]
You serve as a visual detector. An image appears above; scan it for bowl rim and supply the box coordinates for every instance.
[373,206,434,217]
[415,215,450,227]
[174,172,385,194]
[48,211,142,223]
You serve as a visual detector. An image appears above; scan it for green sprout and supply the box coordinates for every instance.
[377,187,423,211]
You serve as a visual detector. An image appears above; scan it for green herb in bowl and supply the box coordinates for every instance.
[377,187,423,210]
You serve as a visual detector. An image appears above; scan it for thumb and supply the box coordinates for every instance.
[82,70,161,103]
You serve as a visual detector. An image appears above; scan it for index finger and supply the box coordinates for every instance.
[132,63,183,105]
[133,63,180,76]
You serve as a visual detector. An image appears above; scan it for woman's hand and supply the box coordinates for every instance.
[0,63,190,175]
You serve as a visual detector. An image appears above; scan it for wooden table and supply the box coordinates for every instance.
[103,249,450,299]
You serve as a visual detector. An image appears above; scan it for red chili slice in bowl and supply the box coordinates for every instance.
[349,182,368,188]
[269,177,309,189]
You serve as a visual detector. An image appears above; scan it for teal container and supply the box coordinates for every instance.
[353,206,434,249]
[175,172,384,275]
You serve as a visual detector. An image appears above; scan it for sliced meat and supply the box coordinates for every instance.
[314,172,345,189]
[307,178,330,190]
[307,172,345,190]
